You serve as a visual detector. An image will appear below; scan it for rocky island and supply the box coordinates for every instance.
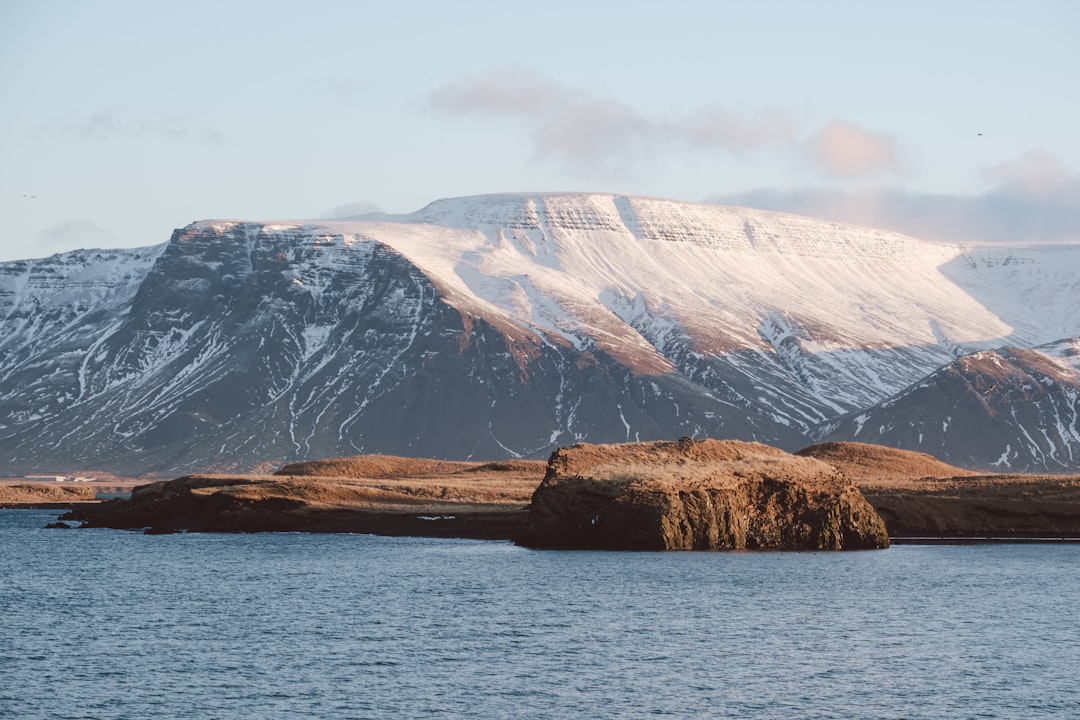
[521,439,889,550]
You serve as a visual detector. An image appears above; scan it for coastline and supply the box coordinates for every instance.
[21,441,1080,545]
[890,535,1080,544]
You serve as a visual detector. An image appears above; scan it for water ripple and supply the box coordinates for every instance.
[2,510,1079,719]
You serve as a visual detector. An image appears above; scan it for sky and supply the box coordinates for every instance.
[1,0,1078,261]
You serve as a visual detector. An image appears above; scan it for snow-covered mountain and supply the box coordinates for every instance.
[820,341,1080,472]
[2,193,1078,474]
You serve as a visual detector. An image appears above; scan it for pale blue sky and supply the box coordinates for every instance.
[2,0,1078,260]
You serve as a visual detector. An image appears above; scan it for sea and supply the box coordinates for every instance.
[2,509,1078,719]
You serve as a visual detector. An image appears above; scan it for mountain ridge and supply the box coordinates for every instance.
[2,192,1078,474]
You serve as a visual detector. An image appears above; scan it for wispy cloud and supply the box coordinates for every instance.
[320,199,383,219]
[317,77,371,106]
[34,218,114,253]
[667,108,797,153]
[983,149,1074,197]
[39,107,227,144]
[430,68,568,116]
[805,119,901,178]
[429,69,799,176]
[710,150,1080,245]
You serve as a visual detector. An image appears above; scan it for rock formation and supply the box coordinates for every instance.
[799,441,1080,539]
[521,439,890,550]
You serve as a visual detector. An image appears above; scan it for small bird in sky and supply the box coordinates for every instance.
[977,133,983,136]
[22,194,37,199]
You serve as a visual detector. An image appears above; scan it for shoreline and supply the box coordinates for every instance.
[890,535,1080,544]
[15,441,1080,545]
[11,505,1080,545]
[12,505,1080,545]
[1,501,103,510]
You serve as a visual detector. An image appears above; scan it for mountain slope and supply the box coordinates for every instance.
[2,193,1078,474]
[819,342,1080,472]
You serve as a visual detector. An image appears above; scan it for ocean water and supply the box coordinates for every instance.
[2,510,1078,719]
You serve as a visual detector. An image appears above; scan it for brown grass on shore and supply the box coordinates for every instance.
[0,483,97,506]
[796,441,980,489]
[265,455,548,509]
[550,439,848,492]
[277,455,478,479]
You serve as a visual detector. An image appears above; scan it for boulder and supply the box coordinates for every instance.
[521,439,889,550]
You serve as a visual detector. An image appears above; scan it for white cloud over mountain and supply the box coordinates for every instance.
[430,69,893,179]
[712,150,1079,245]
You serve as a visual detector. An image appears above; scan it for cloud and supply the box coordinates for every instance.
[430,68,569,116]
[983,149,1073,197]
[429,69,798,176]
[317,78,371,105]
[709,150,1080,245]
[668,108,797,153]
[320,200,383,218]
[34,219,114,253]
[39,107,227,144]
[806,119,901,178]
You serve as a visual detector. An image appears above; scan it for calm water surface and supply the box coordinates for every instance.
[2,509,1078,719]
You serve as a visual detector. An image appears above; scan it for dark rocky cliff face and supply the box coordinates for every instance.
[522,439,889,550]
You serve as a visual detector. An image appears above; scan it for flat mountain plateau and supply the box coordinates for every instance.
[60,441,1080,544]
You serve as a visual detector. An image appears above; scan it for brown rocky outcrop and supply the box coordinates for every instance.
[521,439,890,550]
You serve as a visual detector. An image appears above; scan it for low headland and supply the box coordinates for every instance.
[1,475,148,509]
[1,482,99,509]
[799,442,1080,541]
[51,439,1080,548]
[61,457,544,539]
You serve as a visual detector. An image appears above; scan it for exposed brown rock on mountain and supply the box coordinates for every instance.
[522,439,889,550]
